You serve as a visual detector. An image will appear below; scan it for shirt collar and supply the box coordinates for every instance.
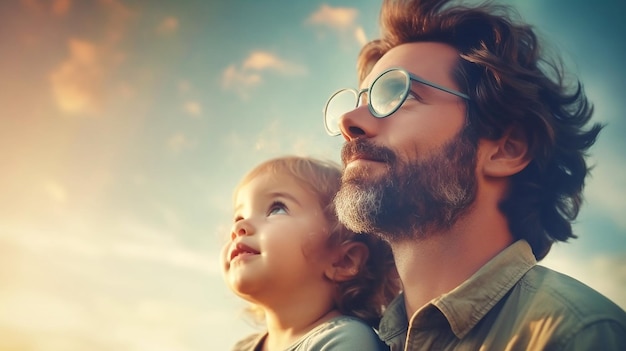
[432,240,537,337]
[378,291,408,344]
[379,240,537,341]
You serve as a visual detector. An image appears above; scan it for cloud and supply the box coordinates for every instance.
[20,0,44,12]
[220,119,285,155]
[221,64,262,98]
[221,119,318,159]
[4,225,106,259]
[116,81,136,99]
[178,80,191,94]
[167,132,195,153]
[112,242,216,274]
[221,51,306,99]
[157,16,179,34]
[47,0,132,116]
[49,39,105,115]
[0,290,87,332]
[52,0,71,15]
[307,4,358,29]
[99,0,134,44]
[43,180,68,204]
[354,26,367,47]
[175,81,202,117]
[183,101,202,117]
[242,51,307,75]
[0,287,215,351]
[306,4,367,46]
[20,0,71,15]
[2,217,216,274]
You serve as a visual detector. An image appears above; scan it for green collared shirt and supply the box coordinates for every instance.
[379,240,626,350]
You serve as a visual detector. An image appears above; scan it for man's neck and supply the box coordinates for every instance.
[390,210,513,319]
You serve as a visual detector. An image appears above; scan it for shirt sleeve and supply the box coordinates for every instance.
[560,320,626,351]
[231,332,266,351]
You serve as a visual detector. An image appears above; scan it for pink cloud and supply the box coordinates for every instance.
[49,39,105,115]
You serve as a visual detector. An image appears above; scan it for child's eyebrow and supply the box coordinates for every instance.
[233,191,303,213]
[266,191,302,207]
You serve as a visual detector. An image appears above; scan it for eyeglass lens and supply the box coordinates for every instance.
[324,89,357,136]
[370,70,410,117]
[324,70,410,135]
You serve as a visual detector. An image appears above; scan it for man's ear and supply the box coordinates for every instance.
[481,125,531,177]
[324,241,369,282]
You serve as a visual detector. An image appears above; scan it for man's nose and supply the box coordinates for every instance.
[338,104,379,141]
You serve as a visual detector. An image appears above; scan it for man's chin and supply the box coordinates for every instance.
[335,178,387,235]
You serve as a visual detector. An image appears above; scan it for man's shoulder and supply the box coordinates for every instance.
[486,265,626,349]
[514,264,626,323]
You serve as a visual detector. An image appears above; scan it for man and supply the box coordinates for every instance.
[323,0,626,350]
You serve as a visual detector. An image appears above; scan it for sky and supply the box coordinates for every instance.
[1,0,625,350]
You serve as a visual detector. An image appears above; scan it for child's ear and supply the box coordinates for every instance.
[481,125,531,177]
[324,241,369,282]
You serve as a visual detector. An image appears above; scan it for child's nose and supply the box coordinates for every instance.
[230,219,253,240]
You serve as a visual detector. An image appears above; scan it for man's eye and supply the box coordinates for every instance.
[268,201,288,216]
[406,91,424,103]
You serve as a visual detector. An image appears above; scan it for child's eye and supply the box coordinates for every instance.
[268,201,288,216]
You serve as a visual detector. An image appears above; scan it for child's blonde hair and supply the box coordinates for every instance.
[234,156,399,328]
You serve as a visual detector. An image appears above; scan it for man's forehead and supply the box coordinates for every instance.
[360,42,460,88]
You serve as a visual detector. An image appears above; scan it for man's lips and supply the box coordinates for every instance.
[345,154,383,164]
[229,242,260,262]
[344,153,387,170]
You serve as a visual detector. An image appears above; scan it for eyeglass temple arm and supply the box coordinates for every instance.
[408,73,470,100]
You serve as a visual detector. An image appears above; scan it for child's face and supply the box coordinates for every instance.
[221,172,334,302]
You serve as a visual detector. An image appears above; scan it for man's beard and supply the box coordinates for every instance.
[334,130,478,241]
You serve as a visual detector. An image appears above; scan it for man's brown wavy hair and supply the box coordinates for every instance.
[236,156,400,328]
[357,0,603,260]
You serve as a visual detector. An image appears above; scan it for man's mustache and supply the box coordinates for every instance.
[341,139,396,166]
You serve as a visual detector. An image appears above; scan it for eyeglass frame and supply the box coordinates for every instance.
[323,67,471,136]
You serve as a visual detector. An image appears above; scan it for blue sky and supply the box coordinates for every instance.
[1,0,625,350]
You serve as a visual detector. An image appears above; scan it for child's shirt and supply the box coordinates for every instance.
[232,315,388,351]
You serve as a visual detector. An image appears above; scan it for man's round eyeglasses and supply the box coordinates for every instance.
[323,67,470,136]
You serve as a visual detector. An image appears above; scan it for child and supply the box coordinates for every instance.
[221,156,399,351]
